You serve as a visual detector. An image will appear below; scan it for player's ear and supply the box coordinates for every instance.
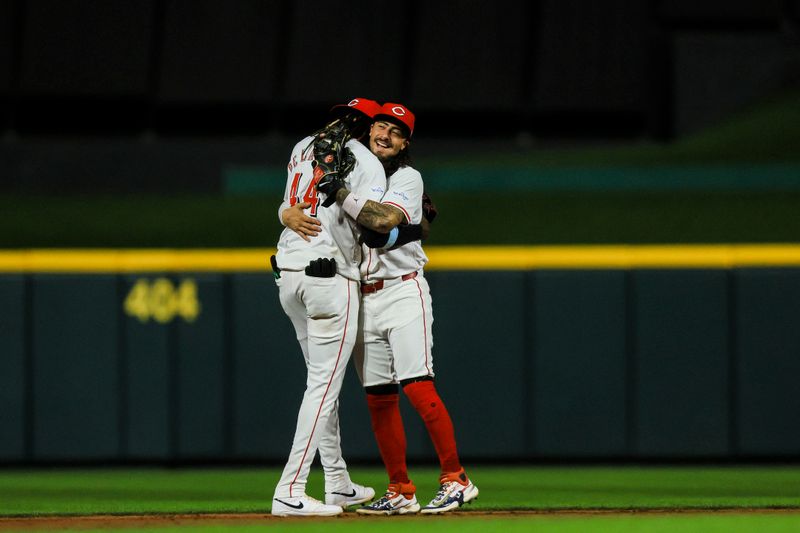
[401,139,410,151]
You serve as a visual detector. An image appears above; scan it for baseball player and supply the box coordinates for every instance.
[320,103,479,515]
[270,98,385,517]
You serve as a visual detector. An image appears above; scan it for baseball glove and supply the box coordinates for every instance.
[312,121,356,207]
[422,191,438,223]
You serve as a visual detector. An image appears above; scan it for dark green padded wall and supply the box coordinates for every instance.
[230,274,306,459]
[122,275,171,460]
[531,271,628,457]
[0,276,25,460]
[632,270,730,457]
[31,275,120,460]
[430,271,528,458]
[175,275,226,459]
[4,267,800,462]
[735,269,800,455]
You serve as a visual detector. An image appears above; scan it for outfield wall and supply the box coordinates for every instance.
[1,247,800,463]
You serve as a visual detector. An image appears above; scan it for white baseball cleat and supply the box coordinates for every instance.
[271,495,344,517]
[420,469,479,514]
[356,482,420,515]
[325,482,376,509]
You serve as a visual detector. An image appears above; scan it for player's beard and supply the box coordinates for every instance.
[380,153,402,176]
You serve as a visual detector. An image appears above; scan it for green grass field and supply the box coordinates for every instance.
[3,190,800,248]
[3,91,800,249]
[1,466,799,531]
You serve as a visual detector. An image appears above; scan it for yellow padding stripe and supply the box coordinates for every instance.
[0,249,273,273]
[0,245,800,273]
[426,245,800,270]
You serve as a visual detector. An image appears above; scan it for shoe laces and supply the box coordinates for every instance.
[363,492,394,510]
[434,480,461,500]
[372,485,406,505]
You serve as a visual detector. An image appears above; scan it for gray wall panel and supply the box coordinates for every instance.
[532,271,628,457]
[633,271,730,456]
[123,276,171,460]
[0,277,25,459]
[175,275,226,459]
[231,274,306,459]
[6,265,800,463]
[428,271,527,458]
[736,269,800,455]
[32,276,119,459]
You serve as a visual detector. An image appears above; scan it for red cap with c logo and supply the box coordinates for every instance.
[374,102,415,137]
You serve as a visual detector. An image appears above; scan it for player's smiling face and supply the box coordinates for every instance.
[369,120,409,161]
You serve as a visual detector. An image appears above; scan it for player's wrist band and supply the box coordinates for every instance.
[384,227,399,248]
[342,193,367,220]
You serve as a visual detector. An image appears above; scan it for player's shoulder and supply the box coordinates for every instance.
[394,165,421,179]
[291,136,315,155]
[347,139,377,160]
[390,165,423,186]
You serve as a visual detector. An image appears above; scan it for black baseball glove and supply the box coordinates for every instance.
[312,121,356,207]
[422,191,438,223]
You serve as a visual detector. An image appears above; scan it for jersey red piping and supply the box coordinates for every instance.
[288,279,352,496]
[413,277,431,375]
[383,201,411,224]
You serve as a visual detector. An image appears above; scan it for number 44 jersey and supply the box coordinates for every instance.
[276,136,386,282]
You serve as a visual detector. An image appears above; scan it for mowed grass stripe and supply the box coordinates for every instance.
[2,466,800,516]
[2,191,800,248]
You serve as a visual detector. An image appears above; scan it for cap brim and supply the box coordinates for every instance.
[373,114,412,137]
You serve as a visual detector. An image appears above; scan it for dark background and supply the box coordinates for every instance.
[1,0,799,193]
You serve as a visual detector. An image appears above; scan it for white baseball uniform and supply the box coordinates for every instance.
[274,136,386,499]
[352,165,434,387]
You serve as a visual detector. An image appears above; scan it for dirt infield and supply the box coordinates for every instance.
[2,509,799,531]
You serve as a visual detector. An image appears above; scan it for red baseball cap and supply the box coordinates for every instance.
[374,102,415,137]
[330,97,381,119]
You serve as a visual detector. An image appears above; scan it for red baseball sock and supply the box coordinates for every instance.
[366,393,410,484]
[403,380,462,475]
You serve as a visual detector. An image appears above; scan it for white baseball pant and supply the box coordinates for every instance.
[353,272,435,387]
[273,270,359,498]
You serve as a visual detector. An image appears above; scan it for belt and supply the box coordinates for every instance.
[361,271,418,294]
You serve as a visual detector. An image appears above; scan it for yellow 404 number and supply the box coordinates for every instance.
[124,278,200,324]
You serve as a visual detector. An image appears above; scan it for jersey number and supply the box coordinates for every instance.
[288,172,320,216]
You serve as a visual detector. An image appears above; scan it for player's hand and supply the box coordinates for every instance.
[281,202,321,242]
[316,173,347,207]
[422,191,438,223]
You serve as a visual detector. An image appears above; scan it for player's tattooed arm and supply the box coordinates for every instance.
[281,202,321,242]
[357,201,405,233]
[334,188,405,233]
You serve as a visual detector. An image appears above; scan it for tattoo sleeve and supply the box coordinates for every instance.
[335,189,404,232]
[356,201,404,232]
